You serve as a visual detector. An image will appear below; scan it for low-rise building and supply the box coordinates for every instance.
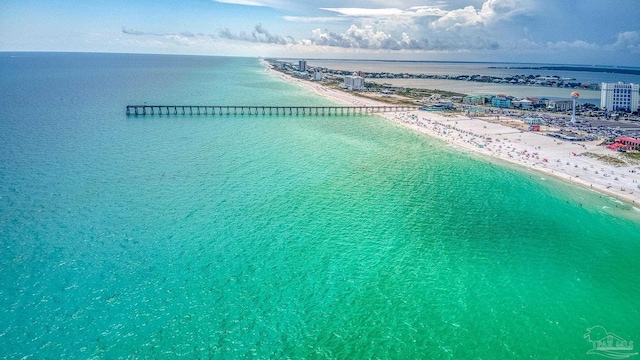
[463,95,486,105]
[432,100,453,109]
[492,95,511,108]
[293,71,310,79]
[513,99,533,110]
[616,136,640,151]
[466,107,485,116]
[524,117,544,125]
[536,98,549,107]
[546,100,572,112]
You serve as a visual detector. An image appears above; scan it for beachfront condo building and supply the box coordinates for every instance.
[491,96,511,108]
[601,82,639,112]
[343,74,364,91]
[298,60,307,72]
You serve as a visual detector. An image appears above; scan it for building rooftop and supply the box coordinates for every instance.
[617,136,640,145]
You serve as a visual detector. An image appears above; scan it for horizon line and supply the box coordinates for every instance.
[2,50,639,70]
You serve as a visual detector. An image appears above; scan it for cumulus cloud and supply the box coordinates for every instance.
[111,1,638,64]
[319,5,448,19]
[122,27,146,36]
[124,24,295,49]
[212,21,501,51]
[479,0,524,19]
[429,5,482,31]
[122,27,170,36]
[218,24,294,45]
[507,36,594,50]
[307,25,394,49]
[301,24,499,51]
[208,1,529,52]
[166,34,195,46]
[303,1,528,47]
[544,40,599,51]
[430,0,525,31]
[410,6,449,17]
[610,31,640,53]
[121,27,215,48]
[314,1,526,27]
[122,27,198,39]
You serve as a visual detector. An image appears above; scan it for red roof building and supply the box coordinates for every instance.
[615,137,640,151]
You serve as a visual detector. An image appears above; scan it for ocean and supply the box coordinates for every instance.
[1,52,639,359]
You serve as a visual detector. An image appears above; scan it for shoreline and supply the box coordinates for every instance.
[261,60,640,210]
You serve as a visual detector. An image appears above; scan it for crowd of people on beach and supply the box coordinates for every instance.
[389,111,640,203]
[265,61,640,206]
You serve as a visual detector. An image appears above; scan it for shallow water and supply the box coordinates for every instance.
[1,53,639,358]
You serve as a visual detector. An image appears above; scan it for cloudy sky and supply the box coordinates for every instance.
[1,0,639,65]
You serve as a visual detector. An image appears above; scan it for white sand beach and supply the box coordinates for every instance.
[262,61,640,208]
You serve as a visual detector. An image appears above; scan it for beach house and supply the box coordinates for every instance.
[491,95,511,108]
[513,99,533,110]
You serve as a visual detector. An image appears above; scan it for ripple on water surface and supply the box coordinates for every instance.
[0,53,639,359]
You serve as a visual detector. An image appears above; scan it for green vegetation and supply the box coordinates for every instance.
[621,152,640,164]
[588,149,640,165]
[406,88,466,99]
[582,152,628,165]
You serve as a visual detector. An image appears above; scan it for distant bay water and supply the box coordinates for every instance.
[1,52,639,359]
[306,59,640,106]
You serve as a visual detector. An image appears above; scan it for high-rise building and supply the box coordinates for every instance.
[298,60,307,72]
[343,74,364,90]
[601,82,639,112]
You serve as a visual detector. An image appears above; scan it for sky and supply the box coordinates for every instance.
[1,0,639,66]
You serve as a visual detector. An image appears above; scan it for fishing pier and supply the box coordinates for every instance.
[126,105,417,116]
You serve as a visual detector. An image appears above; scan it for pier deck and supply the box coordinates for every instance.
[126,105,417,116]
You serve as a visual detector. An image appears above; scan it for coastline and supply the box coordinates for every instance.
[261,60,640,210]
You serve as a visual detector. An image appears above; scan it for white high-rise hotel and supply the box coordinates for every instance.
[601,82,639,112]
[343,73,364,90]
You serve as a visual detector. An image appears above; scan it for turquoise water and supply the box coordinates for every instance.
[1,53,639,359]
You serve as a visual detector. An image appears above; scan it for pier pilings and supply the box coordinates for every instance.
[126,105,417,117]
